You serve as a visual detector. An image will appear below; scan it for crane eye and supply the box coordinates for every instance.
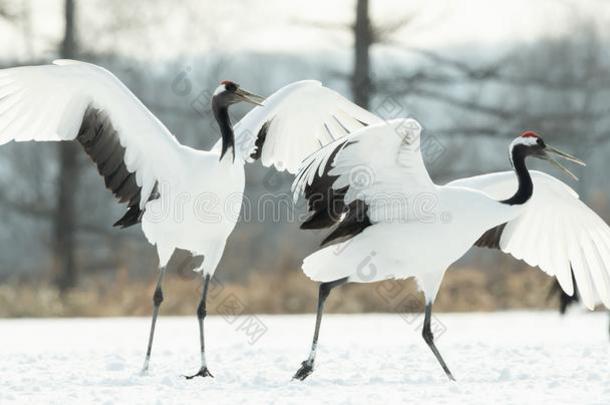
[536,138,545,148]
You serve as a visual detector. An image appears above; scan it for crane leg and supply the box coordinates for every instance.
[293,277,347,381]
[186,274,213,379]
[141,267,166,374]
[422,302,455,381]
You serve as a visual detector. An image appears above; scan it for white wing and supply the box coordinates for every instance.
[292,118,434,233]
[230,80,382,173]
[448,170,610,309]
[0,60,183,213]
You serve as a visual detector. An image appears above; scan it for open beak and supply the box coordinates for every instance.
[544,145,586,181]
[235,88,265,106]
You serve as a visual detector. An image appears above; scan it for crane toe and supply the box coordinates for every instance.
[292,360,314,381]
[184,367,214,380]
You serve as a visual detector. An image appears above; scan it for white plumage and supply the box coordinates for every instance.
[0,60,378,377]
[293,119,519,298]
[291,119,608,381]
[0,60,171,209]
[0,60,376,271]
[448,171,610,309]
[226,80,381,172]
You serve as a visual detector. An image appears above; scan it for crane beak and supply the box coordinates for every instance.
[235,88,265,106]
[544,145,586,181]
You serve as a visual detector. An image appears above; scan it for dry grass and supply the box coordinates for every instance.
[0,264,562,318]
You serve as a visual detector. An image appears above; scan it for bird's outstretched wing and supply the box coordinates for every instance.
[449,170,610,309]
[0,60,183,227]
[230,80,382,173]
[292,118,434,245]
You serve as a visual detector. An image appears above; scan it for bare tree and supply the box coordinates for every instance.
[0,0,15,20]
[53,0,80,292]
[351,0,372,108]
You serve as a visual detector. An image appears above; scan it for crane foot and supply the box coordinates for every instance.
[292,360,314,381]
[185,367,214,379]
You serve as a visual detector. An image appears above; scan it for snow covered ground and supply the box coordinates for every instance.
[0,312,608,404]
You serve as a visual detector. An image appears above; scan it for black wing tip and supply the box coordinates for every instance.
[249,120,272,161]
[77,108,162,229]
[300,221,320,230]
[112,219,137,229]
[314,200,371,247]
[78,107,140,207]
[301,210,341,230]
[474,223,507,250]
[112,205,142,229]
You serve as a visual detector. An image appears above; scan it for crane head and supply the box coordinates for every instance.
[510,130,586,180]
[212,80,265,107]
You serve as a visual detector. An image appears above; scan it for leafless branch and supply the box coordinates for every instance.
[372,15,415,43]
[0,191,135,239]
[0,2,16,20]
[396,45,610,90]
[291,19,350,32]
[396,87,610,122]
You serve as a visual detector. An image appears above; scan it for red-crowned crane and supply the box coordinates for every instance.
[291,121,610,381]
[0,60,380,378]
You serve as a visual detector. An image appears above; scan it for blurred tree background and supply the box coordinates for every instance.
[0,0,609,316]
